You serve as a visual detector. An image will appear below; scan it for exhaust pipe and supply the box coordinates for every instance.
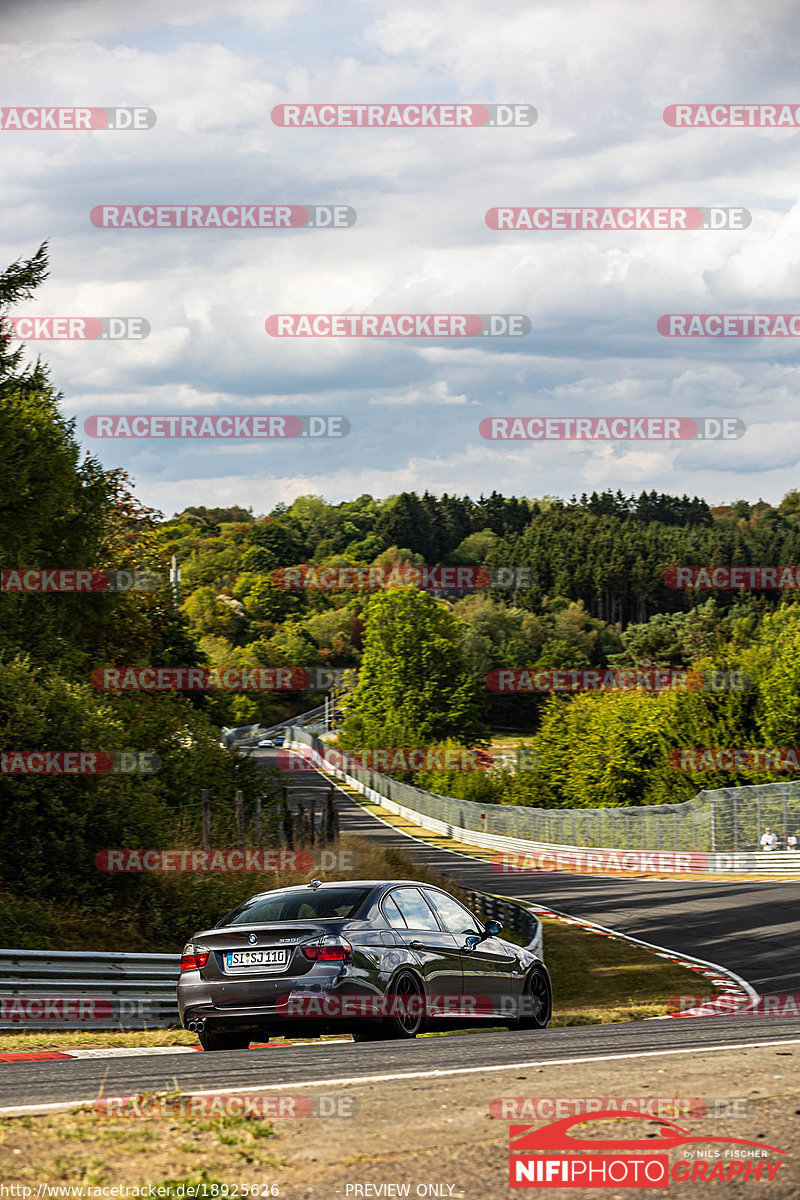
[187,1018,205,1033]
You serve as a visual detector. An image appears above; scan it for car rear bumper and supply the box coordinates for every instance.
[177,969,385,1029]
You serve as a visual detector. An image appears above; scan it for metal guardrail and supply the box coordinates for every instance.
[225,696,348,748]
[0,893,538,1029]
[289,729,800,875]
[222,708,324,748]
[463,891,543,960]
[0,949,180,1030]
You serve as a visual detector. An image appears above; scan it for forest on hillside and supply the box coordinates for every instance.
[4,246,800,929]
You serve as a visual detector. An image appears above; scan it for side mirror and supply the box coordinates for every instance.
[462,919,502,951]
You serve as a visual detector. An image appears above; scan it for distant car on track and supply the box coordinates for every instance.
[178,879,551,1051]
[257,738,275,748]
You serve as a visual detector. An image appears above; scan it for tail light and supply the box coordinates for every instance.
[302,936,353,963]
[180,945,210,971]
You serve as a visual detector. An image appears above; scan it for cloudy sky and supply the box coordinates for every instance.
[2,0,800,516]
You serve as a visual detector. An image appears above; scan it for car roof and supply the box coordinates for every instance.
[241,879,448,901]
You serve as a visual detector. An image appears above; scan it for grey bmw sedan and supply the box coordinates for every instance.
[178,878,551,1050]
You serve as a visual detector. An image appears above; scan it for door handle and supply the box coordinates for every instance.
[408,939,424,949]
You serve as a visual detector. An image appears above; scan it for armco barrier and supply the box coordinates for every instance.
[0,892,539,1029]
[223,682,353,748]
[288,730,800,875]
[462,890,543,960]
[0,949,180,1030]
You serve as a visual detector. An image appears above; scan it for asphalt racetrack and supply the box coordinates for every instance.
[3,749,799,1118]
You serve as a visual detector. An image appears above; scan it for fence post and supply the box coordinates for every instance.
[255,794,262,849]
[281,786,293,848]
[326,787,336,843]
[201,789,211,852]
[235,790,245,852]
[733,794,739,851]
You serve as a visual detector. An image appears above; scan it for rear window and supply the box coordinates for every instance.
[221,887,371,925]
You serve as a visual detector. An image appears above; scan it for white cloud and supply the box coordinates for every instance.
[3,0,800,508]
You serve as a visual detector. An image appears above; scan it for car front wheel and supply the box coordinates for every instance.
[511,965,552,1030]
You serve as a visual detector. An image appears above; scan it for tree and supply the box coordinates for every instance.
[373,493,438,560]
[181,587,248,642]
[0,245,121,666]
[240,521,305,572]
[340,589,487,748]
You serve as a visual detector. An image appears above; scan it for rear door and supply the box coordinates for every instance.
[383,887,463,1003]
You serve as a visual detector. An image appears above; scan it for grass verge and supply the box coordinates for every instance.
[0,1111,282,1187]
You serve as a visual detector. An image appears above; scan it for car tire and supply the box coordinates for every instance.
[198,1028,252,1052]
[351,971,426,1041]
[511,965,552,1030]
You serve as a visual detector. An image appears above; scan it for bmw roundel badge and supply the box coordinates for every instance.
[248,933,257,944]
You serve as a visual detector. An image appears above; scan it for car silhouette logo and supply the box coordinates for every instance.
[248,934,257,944]
[510,1112,786,1155]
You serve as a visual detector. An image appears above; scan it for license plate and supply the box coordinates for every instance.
[226,949,289,970]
